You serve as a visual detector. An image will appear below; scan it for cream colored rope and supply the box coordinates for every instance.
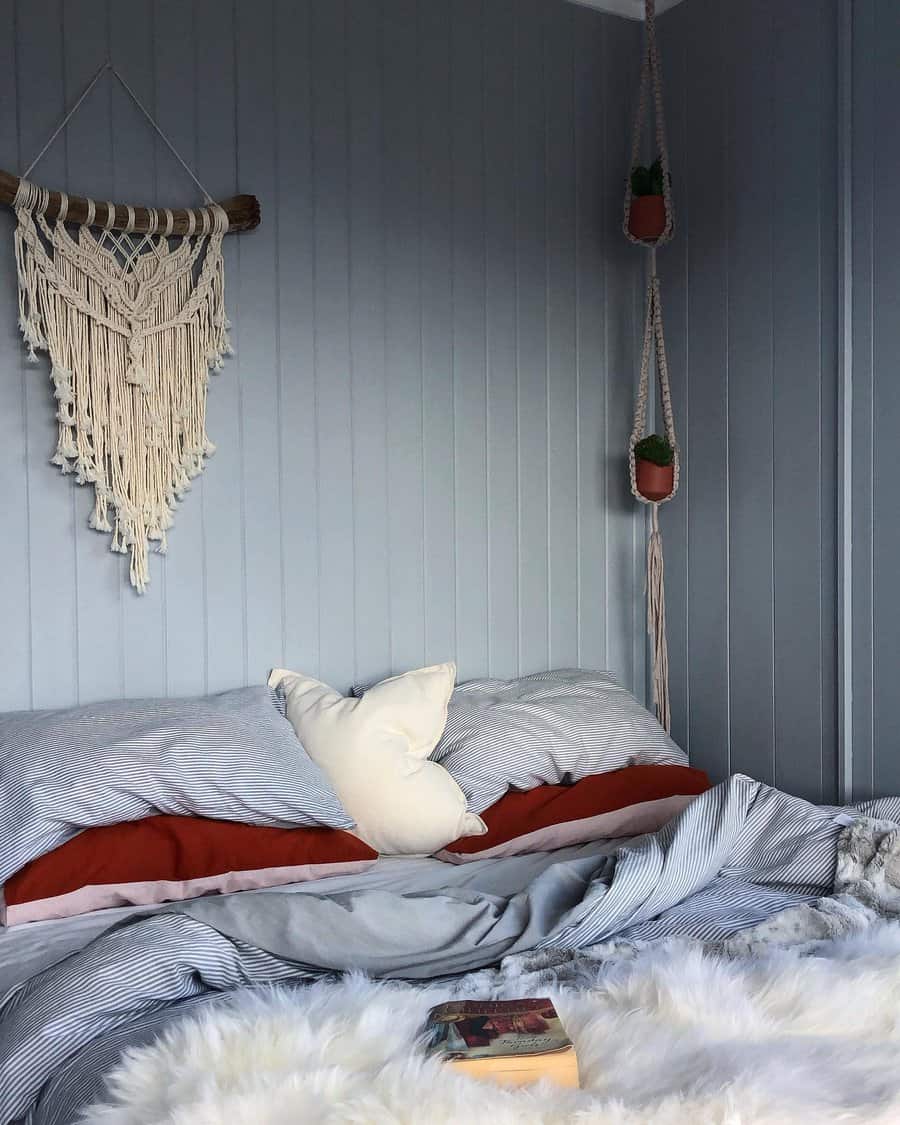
[623,0,679,733]
[622,0,674,248]
[628,266,679,733]
[628,267,680,503]
[647,503,670,733]
[13,177,231,593]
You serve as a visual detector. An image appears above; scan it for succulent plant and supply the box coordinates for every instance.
[630,157,667,197]
[634,433,674,466]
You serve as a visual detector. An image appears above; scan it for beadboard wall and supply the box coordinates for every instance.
[656,0,840,801]
[0,0,646,711]
[850,0,900,799]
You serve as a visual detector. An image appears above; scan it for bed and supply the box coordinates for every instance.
[3,670,900,1123]
[4,774,900,1124]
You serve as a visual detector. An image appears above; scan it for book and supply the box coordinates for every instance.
[422,997,580,1088]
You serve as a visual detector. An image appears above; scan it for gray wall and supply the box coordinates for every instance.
[851,0,900,798]
[0,0,646,712]
[657,0,840,801]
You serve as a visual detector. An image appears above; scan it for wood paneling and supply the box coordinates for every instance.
[852,0,900,798]
[658,0,839,801]
[0,0,645,708]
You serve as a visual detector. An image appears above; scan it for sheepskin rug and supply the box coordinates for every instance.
[84,922,900,1125]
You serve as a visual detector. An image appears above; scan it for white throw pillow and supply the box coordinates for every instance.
[268,663,486,856]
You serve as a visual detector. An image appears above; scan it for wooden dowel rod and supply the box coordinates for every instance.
[0,169,260,234]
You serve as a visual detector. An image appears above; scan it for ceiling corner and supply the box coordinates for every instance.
[566,0,686,20]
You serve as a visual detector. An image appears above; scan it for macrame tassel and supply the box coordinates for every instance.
[12,179,230,593]
[647,503,670,733]
[89,489,112,533]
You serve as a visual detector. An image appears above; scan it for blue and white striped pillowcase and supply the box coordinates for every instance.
[436,670,688,813]
[0,685,353,885]
[355,669,688,814]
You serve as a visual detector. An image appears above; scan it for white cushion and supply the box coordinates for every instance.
[268,663,486,855]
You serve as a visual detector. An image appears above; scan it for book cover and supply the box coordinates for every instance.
[423,998,571,1063]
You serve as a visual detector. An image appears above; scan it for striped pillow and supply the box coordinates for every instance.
[436,764,710,863]
[0,686,353,885]
[3,817,377,926]
[434,669,690,813]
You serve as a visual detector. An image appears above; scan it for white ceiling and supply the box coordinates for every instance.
[567,0,685,19]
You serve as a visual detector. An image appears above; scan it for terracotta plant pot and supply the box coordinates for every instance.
[628,195,667,242]
[635,457,674,502]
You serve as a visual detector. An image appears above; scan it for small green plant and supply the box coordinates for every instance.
[634,433,673,466]
[630,157,667,197]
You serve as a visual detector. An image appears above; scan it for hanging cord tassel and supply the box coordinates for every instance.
[632,272,677,734]
[647,503,671,732]
[622,0,678,734]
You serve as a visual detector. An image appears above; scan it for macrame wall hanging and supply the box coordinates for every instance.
[3,62,260,592]
[623,0,679,733]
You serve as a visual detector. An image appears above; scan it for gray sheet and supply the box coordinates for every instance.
[0,845,621,994]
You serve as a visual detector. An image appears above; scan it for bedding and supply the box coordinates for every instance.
[270,663,485,854]
[7,774,900,1124]
[435,763,711,862]
[0,849,625,996]
[420,668,689,812]
[2,818,377,926]
[0,686,352,885]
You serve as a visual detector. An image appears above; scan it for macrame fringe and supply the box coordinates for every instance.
[647,503,670,733]
[13,177,231,593]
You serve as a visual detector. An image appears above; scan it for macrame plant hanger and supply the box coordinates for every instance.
[3,62,260,593]
[623,0,679,733]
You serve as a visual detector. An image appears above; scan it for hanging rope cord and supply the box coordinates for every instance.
[622,0,674,248]
[21,61,214,204]
[624,0,678,497]
[623,0,678,734]
[631,273,676,734]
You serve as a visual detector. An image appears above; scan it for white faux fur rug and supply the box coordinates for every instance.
[84,922,900,1125]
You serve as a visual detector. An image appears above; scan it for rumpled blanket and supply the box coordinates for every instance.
[469,815,900,991]
[3,775,900,1124]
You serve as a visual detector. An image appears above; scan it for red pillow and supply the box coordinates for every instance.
[3,817,377,926]
[436,764,710,863]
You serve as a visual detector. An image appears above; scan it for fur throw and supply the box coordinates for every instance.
[86,919,900,1125]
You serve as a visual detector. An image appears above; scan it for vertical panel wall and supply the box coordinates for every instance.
[657,0,839,801]
[0,0,645,711]
[851,0,900,799]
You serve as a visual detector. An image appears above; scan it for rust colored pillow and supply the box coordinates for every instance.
[3,817,378,926]
[436,764,710,863]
